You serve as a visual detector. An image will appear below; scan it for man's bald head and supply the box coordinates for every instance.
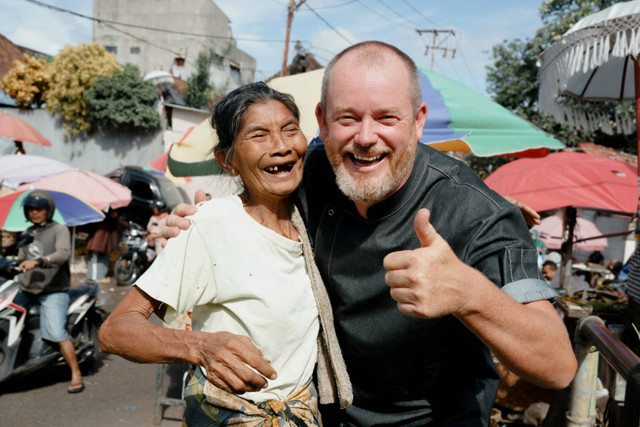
[320,41,423,114]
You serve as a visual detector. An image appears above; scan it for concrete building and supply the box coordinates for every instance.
[92,0,255,93]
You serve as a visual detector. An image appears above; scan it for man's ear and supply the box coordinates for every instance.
[214,150,237,176]
[315,102,328,141]
[414,101,427,138]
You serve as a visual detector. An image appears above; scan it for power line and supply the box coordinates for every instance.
[355,0,406,28]
[374,0,421,29]
[456,44,483,93]
[311,0,358,10]
[400,0,443,29]
[23,0,301,44]
[302,2,353,45]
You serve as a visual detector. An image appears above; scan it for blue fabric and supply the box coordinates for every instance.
[14,290,70,342]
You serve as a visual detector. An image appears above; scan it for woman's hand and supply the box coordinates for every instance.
[196,331,277,394]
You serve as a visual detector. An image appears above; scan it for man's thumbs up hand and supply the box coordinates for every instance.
[414,208,439,248]
[383,208,471,319]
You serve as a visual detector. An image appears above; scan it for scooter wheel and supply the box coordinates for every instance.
[114,254,140,286]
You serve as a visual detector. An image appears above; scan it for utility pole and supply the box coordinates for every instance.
[282,0,307,77]
[416,29,456,71]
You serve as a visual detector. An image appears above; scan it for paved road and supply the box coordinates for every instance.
[0,277,186,427]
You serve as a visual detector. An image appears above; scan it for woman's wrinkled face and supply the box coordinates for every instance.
[231,100,307,203]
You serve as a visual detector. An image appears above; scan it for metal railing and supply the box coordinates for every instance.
[568,316,640,427]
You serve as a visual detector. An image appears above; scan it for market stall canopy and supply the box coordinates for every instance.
[17,169,132,211]
[0,189,104,231]
[532,213,608,251]
[0,154,73,188]
[538,0,640,135]
[417,69,564,157]
[168,68,564,177]
[0,112,51,147]
[484,151,638,215]
[143,70,175,85]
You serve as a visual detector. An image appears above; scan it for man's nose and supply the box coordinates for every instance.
[355,117,377,146]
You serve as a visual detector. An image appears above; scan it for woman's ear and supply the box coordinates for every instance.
[214,150,237,176]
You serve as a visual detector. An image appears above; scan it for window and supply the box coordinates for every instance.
[105,46,117,53]
[130,46,140,54]
[229,62,241,86]
[129,181,154,200]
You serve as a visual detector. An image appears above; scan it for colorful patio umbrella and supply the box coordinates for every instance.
[17,169,132,211]
[417,69,564,157]
[532,213,608,251]
[0,112,51,147]
[167,68,564,177]
[0,154,73,188]
[484,151,638,215]
[0,189,104,231]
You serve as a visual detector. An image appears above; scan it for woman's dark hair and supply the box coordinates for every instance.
[211,82,300,167]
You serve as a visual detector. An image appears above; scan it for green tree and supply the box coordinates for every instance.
[485,0,636,157]
[84,64,160,132]
[45,42,122,136]
[0,53,50,108]
[185,48,225,109]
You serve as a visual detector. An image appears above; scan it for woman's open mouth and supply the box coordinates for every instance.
[264,162,295,175]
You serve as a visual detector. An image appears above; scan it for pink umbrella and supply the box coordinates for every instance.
[532,214,608,251]
[0,154,73,187]
[17,169,131,211]
[0,112,51,146]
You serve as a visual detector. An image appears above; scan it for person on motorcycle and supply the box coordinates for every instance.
[146,198,168,257]
[14,190,84,393]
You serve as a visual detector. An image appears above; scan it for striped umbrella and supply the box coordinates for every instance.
[0,189,104,231]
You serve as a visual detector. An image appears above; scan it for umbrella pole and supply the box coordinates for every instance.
[71,226,76,265]
[559,207,577,290]
[635,58,640,179]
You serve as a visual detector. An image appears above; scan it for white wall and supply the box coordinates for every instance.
[0,107,164,176]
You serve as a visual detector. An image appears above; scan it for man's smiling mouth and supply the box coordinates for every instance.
[348,153,387,167]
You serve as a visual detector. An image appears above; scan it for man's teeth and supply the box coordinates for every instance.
[351,153,383,165]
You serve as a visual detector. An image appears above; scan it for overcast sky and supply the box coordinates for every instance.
[1,0,545,95]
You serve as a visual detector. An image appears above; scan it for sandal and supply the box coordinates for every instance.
[68,382,85,393]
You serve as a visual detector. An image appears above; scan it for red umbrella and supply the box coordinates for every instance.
[0,112,51,147]
[484,151,638,215]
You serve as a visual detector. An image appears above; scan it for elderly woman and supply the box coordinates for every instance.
[99,82,351,425]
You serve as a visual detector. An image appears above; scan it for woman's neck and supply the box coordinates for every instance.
[239,192,298,241]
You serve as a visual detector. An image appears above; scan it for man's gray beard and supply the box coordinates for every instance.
[333,159,413,204]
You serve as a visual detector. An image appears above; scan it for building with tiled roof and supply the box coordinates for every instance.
[0,34,26,79]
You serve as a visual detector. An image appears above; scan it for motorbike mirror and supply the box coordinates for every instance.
[17,232,34,248]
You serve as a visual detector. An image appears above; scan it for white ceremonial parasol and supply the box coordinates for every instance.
[538,1,640,141]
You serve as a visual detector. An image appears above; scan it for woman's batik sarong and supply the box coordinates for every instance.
[183,367,321,426]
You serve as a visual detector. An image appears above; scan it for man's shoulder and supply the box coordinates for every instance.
[416,144,504,206]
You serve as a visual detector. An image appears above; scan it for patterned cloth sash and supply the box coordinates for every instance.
[183,367,321,426]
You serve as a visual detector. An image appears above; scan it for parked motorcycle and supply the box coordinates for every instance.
[113,221,154,286]
[0,249,105,383]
